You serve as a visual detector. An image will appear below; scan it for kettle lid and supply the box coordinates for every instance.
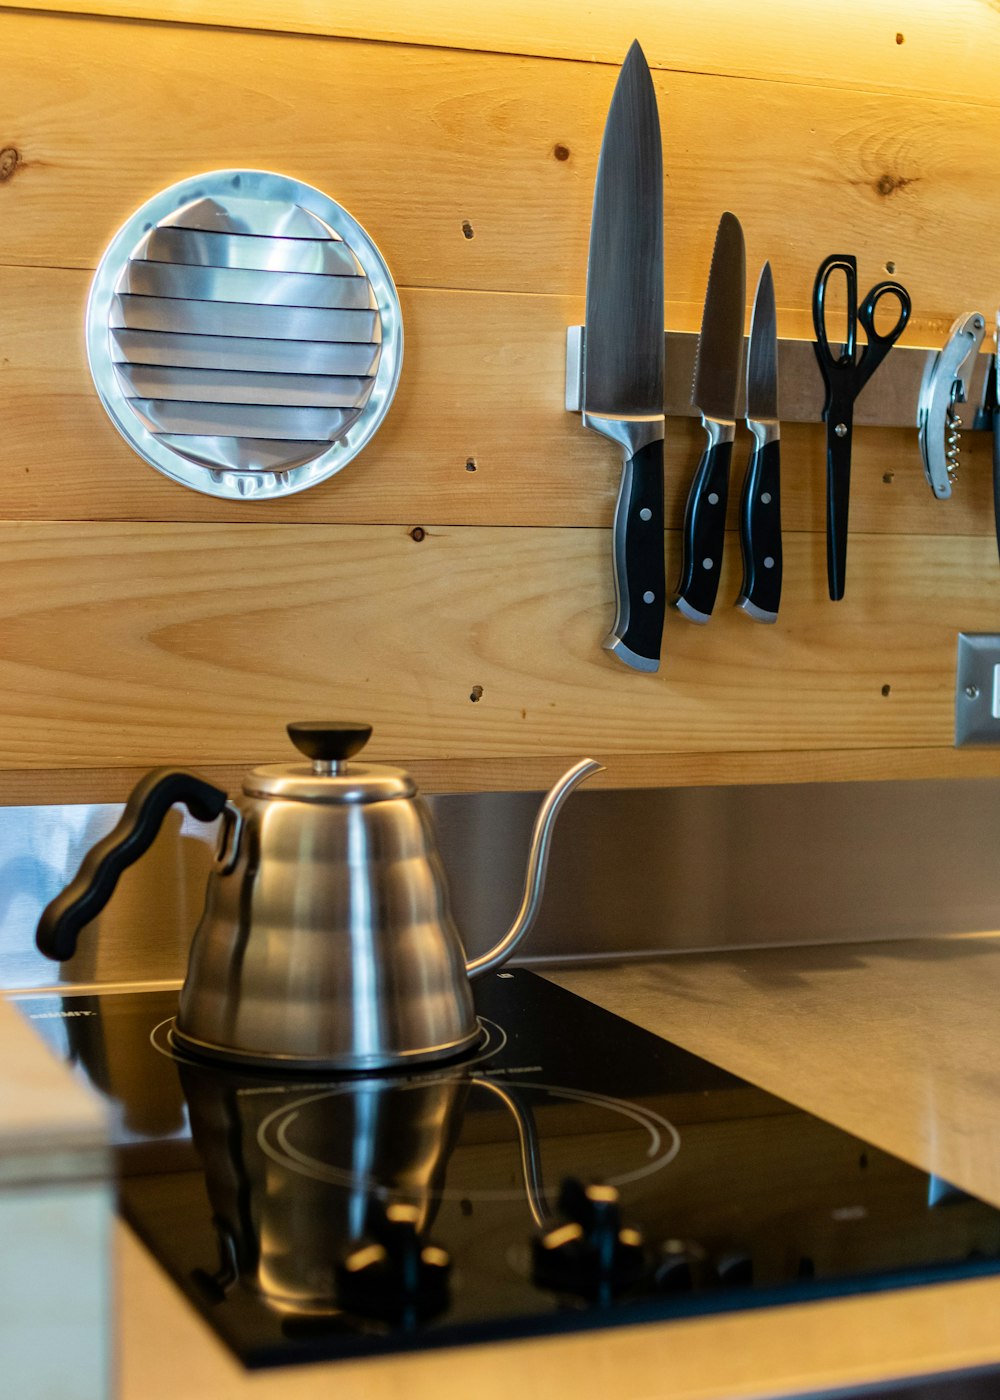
[243,722,416,803]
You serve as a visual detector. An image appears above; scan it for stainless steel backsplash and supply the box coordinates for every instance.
[3,779,1000,991]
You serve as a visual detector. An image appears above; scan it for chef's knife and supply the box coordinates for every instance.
[737,261,782,622]
[674,212,746,622]
[583,40,665,672]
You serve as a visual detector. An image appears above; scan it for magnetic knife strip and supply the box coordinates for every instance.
[565,327,996,428]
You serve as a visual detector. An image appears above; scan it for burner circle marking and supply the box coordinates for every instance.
[256,1079,680,1200]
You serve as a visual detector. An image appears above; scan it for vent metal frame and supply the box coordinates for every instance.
[86,169,403,501]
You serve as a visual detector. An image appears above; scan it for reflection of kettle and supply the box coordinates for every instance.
[177,1058,550,1317]
[36,722,600,1070]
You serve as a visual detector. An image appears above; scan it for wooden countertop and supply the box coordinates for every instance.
[550,935,1000,1210]
[0,994,106,1184]
[118,1220,1000,1400]
[107,935,1000,1399]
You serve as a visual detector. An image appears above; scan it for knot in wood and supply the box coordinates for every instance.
[875,173,914,197]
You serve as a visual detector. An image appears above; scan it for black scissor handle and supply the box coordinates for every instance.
[812,254,858,373]
[855,280,911,390]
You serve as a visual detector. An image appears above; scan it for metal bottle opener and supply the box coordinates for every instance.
[917,312,986,499]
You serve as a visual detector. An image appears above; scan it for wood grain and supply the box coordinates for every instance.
[1,265,994,533]
[0,520,994,772]
[0,9,994,338]
[7,747,1000,806]
[6,0,1000,110]
[1,6,999,800]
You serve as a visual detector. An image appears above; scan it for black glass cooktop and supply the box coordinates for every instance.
[18,971,1000,1369]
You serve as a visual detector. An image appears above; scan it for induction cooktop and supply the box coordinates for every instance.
[19,970,1000,1370]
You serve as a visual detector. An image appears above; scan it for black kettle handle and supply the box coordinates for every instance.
[36,768,229,962]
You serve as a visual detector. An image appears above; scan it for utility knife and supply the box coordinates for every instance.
[675,212,746,622]
[583,40,665,671]
[737,261,782,622]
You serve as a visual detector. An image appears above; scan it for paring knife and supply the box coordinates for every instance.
[583,40,665,672]
[675,212,746,623]
[737,261,782,622]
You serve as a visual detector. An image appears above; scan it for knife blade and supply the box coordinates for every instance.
[674,212,746,622]
[583,40,665,672]
[737,261,782,622]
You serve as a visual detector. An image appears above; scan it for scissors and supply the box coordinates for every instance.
[812,254,911,600]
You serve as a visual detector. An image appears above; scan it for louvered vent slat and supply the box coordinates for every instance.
[87,170,403,500]
[115,365,373,409]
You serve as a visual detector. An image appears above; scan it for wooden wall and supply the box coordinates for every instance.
[3,0,1000,802]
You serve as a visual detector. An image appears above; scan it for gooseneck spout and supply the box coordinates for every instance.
[465,758,603,979]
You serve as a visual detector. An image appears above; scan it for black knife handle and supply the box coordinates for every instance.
[825,409,854,601]
[675,431,734,622]
[993,411,1000,568]
[604,437,665,670]
[737,436,782,621]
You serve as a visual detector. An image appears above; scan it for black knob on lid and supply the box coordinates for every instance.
[286,722,372,764]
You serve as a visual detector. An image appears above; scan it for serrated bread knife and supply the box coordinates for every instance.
[674,212,746,623]
[583,40,665,672]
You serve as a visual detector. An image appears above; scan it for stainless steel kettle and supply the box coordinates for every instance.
[36,723,600,1071]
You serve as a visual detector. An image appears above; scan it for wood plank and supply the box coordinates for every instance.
[5,0,1000,110]
[0,8,996,337]
[6,746,1000,806]
[1,265,991,534]
[0,520,994,770]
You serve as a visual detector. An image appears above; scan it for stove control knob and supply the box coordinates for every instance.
[653,1238,707,1293]
[532,1178,646,1299]
[715,1250,754,1288]
[335,1201,451,1324]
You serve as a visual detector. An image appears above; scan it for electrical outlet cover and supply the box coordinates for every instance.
[955,633,1000,745]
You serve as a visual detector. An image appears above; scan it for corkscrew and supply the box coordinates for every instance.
[917,312,986,498]
[972,311,1000,567]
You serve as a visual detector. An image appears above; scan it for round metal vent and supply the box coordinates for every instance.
[86,170,402,500]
